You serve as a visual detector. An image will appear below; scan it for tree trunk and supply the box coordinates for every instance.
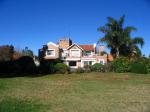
[116,48,119,58]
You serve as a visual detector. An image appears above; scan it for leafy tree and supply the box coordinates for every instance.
[22,47,34,58]
[38,45,48,60]
[98,15,144,58]
[0,45,14,61]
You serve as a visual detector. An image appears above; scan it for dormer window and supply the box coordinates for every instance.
[46,49,55,56]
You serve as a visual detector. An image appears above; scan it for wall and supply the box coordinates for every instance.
[44,44,60,59]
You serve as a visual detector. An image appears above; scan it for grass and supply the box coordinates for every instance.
[0,72,150,112]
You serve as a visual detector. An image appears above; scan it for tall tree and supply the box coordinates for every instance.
[0,45,14,61]
[98,15,144,58]
[22,47,34,58]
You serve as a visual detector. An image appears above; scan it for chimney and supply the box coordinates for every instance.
[58,38,72,49]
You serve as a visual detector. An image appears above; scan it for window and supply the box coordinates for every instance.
[83,61,88,66]
[71,50,80,57]
[61,50,68,57]
[84,51,92,56]
[69,61,77,66]
[83,61,93,67]
[99,59,105,65]
[47,49,55,56]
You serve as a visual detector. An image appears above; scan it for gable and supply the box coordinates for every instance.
[67,43,83,50]
[47,42,58,47]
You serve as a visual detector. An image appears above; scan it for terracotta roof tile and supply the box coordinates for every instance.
[79,45,94,51]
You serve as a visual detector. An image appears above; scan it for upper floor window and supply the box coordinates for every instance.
[46,49,55,56]
[84,51,92,56]
[71,49,80,57]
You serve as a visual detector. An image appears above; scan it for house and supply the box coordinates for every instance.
[39,38,112,69]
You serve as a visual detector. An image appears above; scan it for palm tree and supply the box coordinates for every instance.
[98,15,144,58]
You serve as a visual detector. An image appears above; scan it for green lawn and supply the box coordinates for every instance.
[0,73,150,112]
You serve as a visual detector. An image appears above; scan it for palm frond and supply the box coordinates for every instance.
[124,26,137,33]
[107,17,116,24]
[118,15,125,27]
[132,37,144,47]
[97,26,109,33]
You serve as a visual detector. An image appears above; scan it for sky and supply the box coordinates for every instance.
[0,0,150,56]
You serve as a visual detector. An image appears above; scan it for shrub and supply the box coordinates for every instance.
[112,57,131,73]
[138,58,150,73]
[54,63,69,74]
[103,62,113,72]
[17,56,37,75]
[145,59,150,73]
[91,63,104,72]
[131,61,148,74]
[83,65,91,73]
[0,56,38,77]
[75,67,84,73]
[39,60,55,74]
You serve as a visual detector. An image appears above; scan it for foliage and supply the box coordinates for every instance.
[83,65,92,73]
[0,56,37,77]
[131,61,148,74]
[38,45,48,60]
[75,67,84,73]
[103,63,113,72]
[17,56,37,74]
[91,63,104,72]
[112,57,131,73]
[22,47,34,58]
[0,45,14,61]
[39,60,55,74]
[133,58,150,73]
[144,58,150,73]
[54,63,69,74]
[98,15,144,58]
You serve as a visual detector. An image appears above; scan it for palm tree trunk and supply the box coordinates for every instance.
[116,47,119,58]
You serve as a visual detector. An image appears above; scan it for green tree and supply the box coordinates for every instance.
[98,15,144,58]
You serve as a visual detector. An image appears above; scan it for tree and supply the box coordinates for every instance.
[0,45,14,61]
[38,45,48,60]
[98,15,144,58]
[22,47,34,58]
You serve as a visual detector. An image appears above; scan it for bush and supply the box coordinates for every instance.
[39,60,55,74]
[54,63,69,74]
[138,58,150,73]
[17,56,37,75]
[112,57,131,73]
[145,59,150,73]
[131,61,148,74]
[91,63,104,72]
[75,67,84,73]
[103,62,113,72]
[83,65,91,73]
[0,56,38,77]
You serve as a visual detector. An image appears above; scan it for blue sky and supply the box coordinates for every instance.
[0,0,150,56]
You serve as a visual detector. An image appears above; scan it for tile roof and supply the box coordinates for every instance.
[79,45,94,51]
